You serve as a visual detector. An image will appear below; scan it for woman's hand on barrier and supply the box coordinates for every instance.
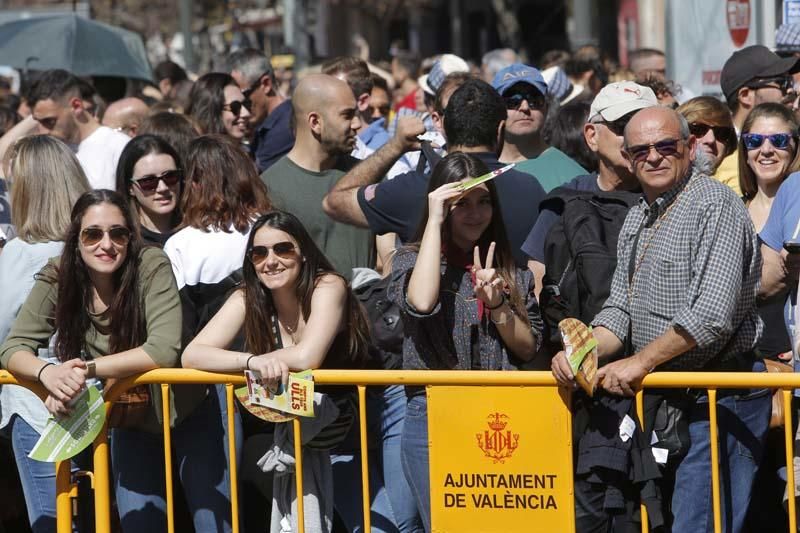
[40,359,87,404]
[473,242,504,308]
[45,395,73,417]
[250,355,290,391]
[551,350,576,387]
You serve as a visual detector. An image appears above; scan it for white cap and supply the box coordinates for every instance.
[589,81,658,122]
[418,54,470,96]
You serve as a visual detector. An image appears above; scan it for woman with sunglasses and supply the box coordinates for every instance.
[387,153,542,530]
[0,189,187,531]
[116,134,183,247]
[739,103,800,363]
[182,210,370,530]
[186,73,251,141]
[0,136,90,532]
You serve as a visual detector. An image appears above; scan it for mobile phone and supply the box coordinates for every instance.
[784,240,800,254]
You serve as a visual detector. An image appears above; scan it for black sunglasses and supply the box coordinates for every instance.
[242,72,271,99]
[748,76,794,95]
[599,116,632,136]
[741,132,797,151]
[247,242,297,264]
[131,169,182,194]
[625,139,683,163]
[223,99,252,117]
[80,226,131,247]
[503,91,545,111]
[689,122,736,146]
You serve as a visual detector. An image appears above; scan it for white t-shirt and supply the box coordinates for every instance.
[163,224,252,290]
[76,126,130,190]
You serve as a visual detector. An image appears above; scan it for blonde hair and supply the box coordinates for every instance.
[7,135,90,243]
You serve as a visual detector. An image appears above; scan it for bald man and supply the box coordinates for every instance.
[259,74,374,279]
[552,107,766,532]
[101,97,149,137]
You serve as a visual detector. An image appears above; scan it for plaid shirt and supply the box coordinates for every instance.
[592,165,762,370]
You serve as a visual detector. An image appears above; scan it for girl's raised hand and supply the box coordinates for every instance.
[427,182,466,226]
[473,242,504,307]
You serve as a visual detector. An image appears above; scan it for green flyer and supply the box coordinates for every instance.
[29,385,106,462]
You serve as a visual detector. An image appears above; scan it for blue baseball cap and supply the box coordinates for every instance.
[491,63,548,96]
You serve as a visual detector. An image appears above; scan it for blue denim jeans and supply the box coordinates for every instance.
[671,366,771,533]
[400,394,430,533]
[332,384,423,533]
[111,385,242,533]
[7,414,91,533]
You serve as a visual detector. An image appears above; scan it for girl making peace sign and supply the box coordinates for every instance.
[387,152,543,531]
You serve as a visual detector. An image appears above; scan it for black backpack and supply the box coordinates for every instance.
[538,187,638,352]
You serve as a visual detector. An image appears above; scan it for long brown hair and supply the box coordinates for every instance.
[180,134,271,233]
[241,211,369,367]
[738,102,800,201]
[409,152,527,317]
[44,190,149,361]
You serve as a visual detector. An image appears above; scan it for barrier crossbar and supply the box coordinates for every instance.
[1,368,799,533]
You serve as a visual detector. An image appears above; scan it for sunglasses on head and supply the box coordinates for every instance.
[689,122,736,145]
[80,226,131,247]
[131,169,182,194]
[741,132,797,151]
[247,242,297,264]
[223,99,252,116]
[625,139,683,163]
[503,91,545,111]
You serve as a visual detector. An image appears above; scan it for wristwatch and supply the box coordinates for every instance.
[86,360,96,379]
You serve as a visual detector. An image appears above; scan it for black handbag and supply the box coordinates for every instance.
[652,392,692,462]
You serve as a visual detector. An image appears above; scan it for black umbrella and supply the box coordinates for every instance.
[0,14,153,82]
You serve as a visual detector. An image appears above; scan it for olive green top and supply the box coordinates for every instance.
[0,246,205,432]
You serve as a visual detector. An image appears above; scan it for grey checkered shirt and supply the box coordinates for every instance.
[592,167,762,370]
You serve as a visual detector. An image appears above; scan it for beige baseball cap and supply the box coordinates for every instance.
[589,81,657,122]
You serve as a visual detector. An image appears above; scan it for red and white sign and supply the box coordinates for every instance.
[727,0,751,47]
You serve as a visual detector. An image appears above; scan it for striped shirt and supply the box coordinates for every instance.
[592,164,762,370]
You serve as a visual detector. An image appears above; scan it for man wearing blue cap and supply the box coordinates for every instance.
[493,63,587,191]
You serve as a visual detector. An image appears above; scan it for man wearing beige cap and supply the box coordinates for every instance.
[522,81,658,299]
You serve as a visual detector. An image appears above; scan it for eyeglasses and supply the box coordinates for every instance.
[242,72,271,100]
[131,169,182,194]
[223,99,252,116]
[741,132,797,151]
[79,226,131,247]
[625,139,683,163]
[503,91,545,111]
[247,242,297,264]
[748,77,794,96]
[599,116,632,136]
[688,122,736,146]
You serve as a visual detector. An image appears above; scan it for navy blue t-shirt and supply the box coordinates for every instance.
[356,152,546,266]
[520,173,599,262]
[252,99,295,173]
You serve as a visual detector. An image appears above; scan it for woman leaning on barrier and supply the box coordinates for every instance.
[182,210,371,530]
[387,152,543,531]
[0,135,90,533]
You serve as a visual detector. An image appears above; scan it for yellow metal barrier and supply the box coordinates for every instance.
[1,368,800,533]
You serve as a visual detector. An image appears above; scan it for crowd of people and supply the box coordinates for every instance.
[4,23,800,533]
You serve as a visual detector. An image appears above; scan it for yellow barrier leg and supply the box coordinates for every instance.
[708,389,721,533]
[358,386,371,532]
[635,391,648,533]
[293,417,305,533]
[161,384,175,533]
[226,384,240,533]
[93,421,112,533]
[55,460,73,533]
[784,390,796,533]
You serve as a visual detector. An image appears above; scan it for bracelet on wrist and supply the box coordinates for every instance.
[86,360,96,379]
[245,354,257,371]
[36,362,54,383]
[486,293,506,311]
